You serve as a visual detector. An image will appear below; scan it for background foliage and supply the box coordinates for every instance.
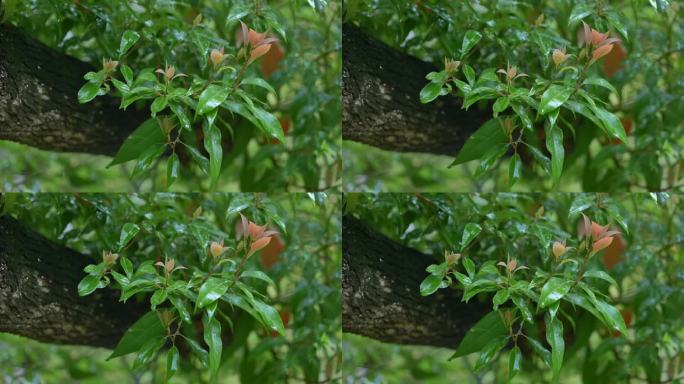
[0,0,341,192]
[343,192,684,383]
[343,0,684,192]
[0,192,341,383]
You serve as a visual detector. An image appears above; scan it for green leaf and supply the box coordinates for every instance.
[460,30,482,59]
[109,311,165,360]
[185,336,209,368]
[450,119,507,166]
[545,123,564,185]
[182,143,209,174]
[594,298,627,335]
[539,277,573,308]
[250,106,285,143]
[420,274,445,296]
[568,3,592,28]
[202,314,222,381]
[240,270,275,286]
[492,97,510,117]
[78,82,103,104]
[564,293,603,322]
[109,119,166,166]
[492,289,510,309]
[170,103,191,131]
[583,270,617,286]
[509,153,522,187]
[605,11,629,41]
[150,96,168,117]
[461,223,482,251]
[462,65,476,84]
[509,346,522,381]
[420,82,443,104]
[474,143,508,178]
[512,295,534,323]
[118,223,140,251]
[250,298,286,336]
[120,257,133,277]
[169,296,192,324]
[583,77,618,95]
[203,122,222,190]
[120,65,133,84]
[197,84,229,116]
[451,311,507,359]
[241,77,276,95]
[132,336,165,371]
[166,153,180,188]
[77,275,105,296]
[166,345,179,381]
[462,256,476,277]
[150,289,168,309]
[512,103,533,131]
[197,277,229,309]
[130,144,165,179]
[545,315,564,381]
[222,293,263,323]
[118,30,141,57]
[474,336,508,371]
[527,335,552,367]
[539,85,573,115]
[590,105,627,143]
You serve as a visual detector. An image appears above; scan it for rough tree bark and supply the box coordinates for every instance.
[0,215,144,348]
[342,215,489,348]
[342,24,490,156]
[0,24,144,156]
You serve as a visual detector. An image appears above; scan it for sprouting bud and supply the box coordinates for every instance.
[552,48,567,67]
[592,236,614,253]
[581,22,592,48]
[497,64,527,82]
[248,236,272,257]
[444,250,461,265]
[102,58,119,74]
[590,29,606,48]
[501,117,516,136]
[552,241,567,259]
[102,250,119,266]
[248,222,266,239]
[210,241,226,257]
[500,309,515,328]
[158,309,175,327]
[248,44,272,65]
[159,116,175,136]
[508,258,517,272]
[210,48,225,68]
[165,66,176,80]
[590,44,614,63]
[591,221,607,240]
[193,206,203,218]
[164,259,175,273]
[192,13,203,26]
[249,29,267,46]
[444,57,461,75]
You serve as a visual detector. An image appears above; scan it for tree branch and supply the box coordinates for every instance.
[342,215,489,348]
[0,215,144,348]
[0,24,145,156]
[342,24,489,156]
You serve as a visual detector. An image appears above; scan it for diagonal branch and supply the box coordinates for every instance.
[342,24,489,156]
[0,214,144,348]
[342,215,489,348]
[0,24,145,155]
